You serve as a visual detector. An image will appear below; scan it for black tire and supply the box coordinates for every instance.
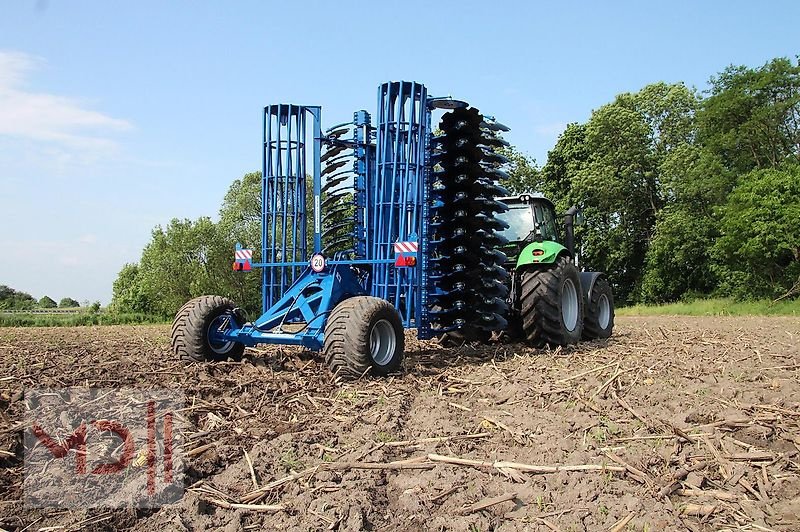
[519,256,584,347]
[324,296,404,379]
[172,295,245,363]
[583,277,614,340]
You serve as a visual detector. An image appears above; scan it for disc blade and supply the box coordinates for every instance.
[322,173,350,193]
[321,145,348,162]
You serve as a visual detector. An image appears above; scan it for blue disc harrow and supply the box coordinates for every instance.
[173,81,514,378]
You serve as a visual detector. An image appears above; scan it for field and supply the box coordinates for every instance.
[1,316,799,531]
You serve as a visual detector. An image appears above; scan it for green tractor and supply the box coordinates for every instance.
[495,194,615,346]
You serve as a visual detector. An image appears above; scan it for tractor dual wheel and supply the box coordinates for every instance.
[172,295,245,362]
[520,256,584,347]
[583,277,615,340]
[323,296,404,379]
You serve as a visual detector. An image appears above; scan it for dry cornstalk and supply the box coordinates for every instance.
[186,442,216,457]
[241,466,319,503]
[701,437,731,479]
[460,492,517,514]
[675,488,741,502]
[726,452,774,461]
[592,365,624,398]
[556,361,619,383]
[738,477,764,501]
[604,453,653,486]
[428,454,494,468]
[658,461,709,498]
[428,453,625,474]
[481,416,517,436]
[679,503,719,516]
[383,432,490,447]
[325,457,434,471]
[609,511,636,532]
[205,498,285,512]
[613,433,711,442]
[244,449,258,489]
[611,389,652,429]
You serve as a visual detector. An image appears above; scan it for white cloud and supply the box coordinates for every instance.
[0,50,131,153]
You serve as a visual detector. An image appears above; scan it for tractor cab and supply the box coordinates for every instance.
[496,194,563,263]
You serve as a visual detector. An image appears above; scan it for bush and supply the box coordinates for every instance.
[38,296,57,309]
[59,297,80,308]
[712,164,800,299]
[0,312,167,327]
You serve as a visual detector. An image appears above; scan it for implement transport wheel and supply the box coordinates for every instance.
[324,296,404,379]
[172,295,245,362]
[520,256,584,347]
[583,277,615,340]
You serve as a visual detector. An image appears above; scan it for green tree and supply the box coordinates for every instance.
[701,57,800,173]
[136,217,220,316]
[712,164,800,299]
[110,263,155,314]
[0,285,36,310]
[542,83,699,304]
[58,297,80,308]
[38,296,57,308]
[216,171,263,315]
[110,171,268,318]
[499,146,540,194]
[640,206,717,302]
[539,123,588,207]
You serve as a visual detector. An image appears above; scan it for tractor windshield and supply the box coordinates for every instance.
[497,199,561,244]
[498,204,536,243]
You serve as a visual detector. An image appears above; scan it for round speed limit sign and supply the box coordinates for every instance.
[310,253,326,273]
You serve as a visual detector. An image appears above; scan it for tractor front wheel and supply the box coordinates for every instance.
[324,296,404,379]
[583,277,615,340]
[520,256,584,347]
[172,295,245,362]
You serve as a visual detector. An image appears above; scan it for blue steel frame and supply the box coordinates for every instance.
[369,82,429,328]
[262,104,322,313]
[214,82,435,351]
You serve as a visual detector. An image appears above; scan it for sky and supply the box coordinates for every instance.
[1,0,798,304]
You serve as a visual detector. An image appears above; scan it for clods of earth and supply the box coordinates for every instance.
[1,316,798,531]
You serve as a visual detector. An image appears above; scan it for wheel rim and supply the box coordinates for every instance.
[598,294,611,330]
[207,314,236,355]
[369,319,396,366]
[561,279,579,332]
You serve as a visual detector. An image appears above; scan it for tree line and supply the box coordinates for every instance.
[112,56,799,316]
[0,285,82,310]
[508,56,799,304]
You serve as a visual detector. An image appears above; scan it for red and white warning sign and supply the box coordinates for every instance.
[233,244,253,272]
[235,249,253,261]
[394,241,418,267]
[393,241,419,253]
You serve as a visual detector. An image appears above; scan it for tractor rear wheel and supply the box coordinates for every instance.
[520,256,584,347]
[582,277,615,340]
[324,296,404,379]
[172,295,245,362]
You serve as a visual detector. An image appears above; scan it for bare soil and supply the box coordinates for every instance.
[1,316,799,531]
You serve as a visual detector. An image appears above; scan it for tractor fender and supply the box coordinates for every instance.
[579,271,605,304]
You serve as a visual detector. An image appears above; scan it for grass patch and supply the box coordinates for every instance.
[0,312,168,327]
[617,297,800,317]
